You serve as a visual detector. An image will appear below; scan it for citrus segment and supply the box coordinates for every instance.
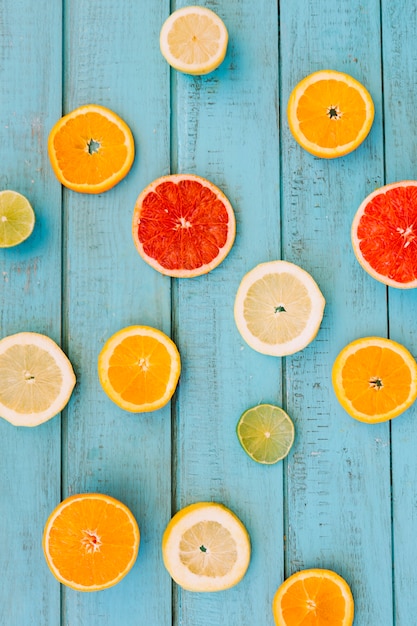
[98,325,181,412]
[287,70,374,158]
[332,336,417,423]
[162,502,250,592]
[0,332,76,427]
[160,6,228,75]
[48,104,135,194]
[272,568,354,626]
[43,493,140,591]
[132,174,236,277]
[234,260,325,356]
[237,404,295,464]
[0,190,35,248]
[352,181,417,288]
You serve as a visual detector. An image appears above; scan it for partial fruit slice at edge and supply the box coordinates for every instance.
[332,336,417,423]
[237,404,295,464]
[160,6,228,76]
[132,174,236,278]
[234,260,325,356]
[0,190,35,248]
[0,332,76,427]
[352,180,417,288]
[98,325,181,413]
[43,493,140,591]
[162,501,251,592]
[287,69,374,158]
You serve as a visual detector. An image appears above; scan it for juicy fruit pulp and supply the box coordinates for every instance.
[237,404,295,464]
[0,190,35,248]
[132,174,236,278]
[352,181,417,288]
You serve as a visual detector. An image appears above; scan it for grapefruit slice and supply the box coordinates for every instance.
[352,181,417,288]
[132,174,236,278]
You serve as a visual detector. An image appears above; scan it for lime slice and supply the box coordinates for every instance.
[0,190,35,248]
[237,404,295,464]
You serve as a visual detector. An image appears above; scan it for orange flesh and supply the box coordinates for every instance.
[280,577,348,625]
[136,179,230,271]
[356,185,417,283]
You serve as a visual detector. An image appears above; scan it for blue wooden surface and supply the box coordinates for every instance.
[1,1,417,625]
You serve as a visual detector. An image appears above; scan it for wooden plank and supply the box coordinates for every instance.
[61,1,172,624]
[280,1,393,624]
[0,0,62,624]
[172,2,282,624]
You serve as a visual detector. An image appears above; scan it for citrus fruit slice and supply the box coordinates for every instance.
[98,325,181,413]
[48,104,135,194]
[0,332,76,427]
[332,336,417,423]
[160,6,228,75]
[287,69,374,158]
[132,174,236,278]
[234,260,325,357]
[272,568,354,626]
[0,190,35,248]
[162,502,251,592]
[351,181,417,288]
[237,404,295,464]
[43,493,140,591]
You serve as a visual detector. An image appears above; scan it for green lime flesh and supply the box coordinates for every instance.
[237,403,295,464]
[0,190,35,248]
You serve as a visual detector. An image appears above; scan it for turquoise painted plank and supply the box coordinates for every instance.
[280,1,392,624]
[172,2,282,624]
[61,1,171,624]
[381,2,417,624]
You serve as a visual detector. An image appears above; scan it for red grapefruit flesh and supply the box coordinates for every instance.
[132,174,236,278]
[352,181,417,288]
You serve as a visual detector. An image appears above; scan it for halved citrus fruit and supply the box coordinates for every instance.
[287,69,374,158]
[132,174,236,277]
[332,336,417,423]
[352,181,417,288]
[48,104,135,194]
[162,501,251,592]
[160,6,228,75]
[234,260,325,357]
[0,332,76,427]
[43,493,140,591]
[98,325,181,412]
[272,568,354,626]
[237,404,295,464]
[0,190,35,248]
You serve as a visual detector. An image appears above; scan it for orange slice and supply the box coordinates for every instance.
[48,104,135,194]
[332,336,417,423]
[98,325,181,412]
[132,174,236,277]
[272,568,354,626]
[352,181,417,288]
[43,493,140,591]
[287,70,374,158]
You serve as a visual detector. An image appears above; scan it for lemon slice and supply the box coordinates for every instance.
[159,6,228,76]
[162,502,251,592]
[0,332,76,427]
[234,260,326,357]
[0,190,35,248]
[237,404,295,464]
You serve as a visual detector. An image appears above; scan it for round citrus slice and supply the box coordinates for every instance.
[234,260,325,357]
[160,6,228,75]
[132,174,236,278]
[272,568,354,626]
[352,181,417,288]
[98,325,181,413]
[0,332,76,427]
[43,493,140,592]
[162,501,251,592]
[48,104,135,194]
[287,69,374,158]
[237,404,295,464]
[332,336,417,423]
[0,190,35,248]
